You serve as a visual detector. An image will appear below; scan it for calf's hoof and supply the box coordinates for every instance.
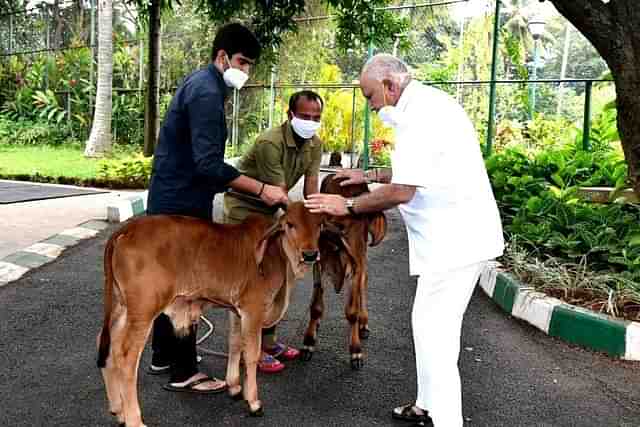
[249,406,264,417]
[230,392,244,401]
[248,401,264,417]
[359,327,370,340]
[112,411,124,425]
[300,347,314,362]
[228,384,243,400]
[350,354,364,370]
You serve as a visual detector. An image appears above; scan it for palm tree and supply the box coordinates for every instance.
[84,0,113,157]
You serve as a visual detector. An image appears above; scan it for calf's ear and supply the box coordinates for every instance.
[255,219,284,270]
[367,212,387,247]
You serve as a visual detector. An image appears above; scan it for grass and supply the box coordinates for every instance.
[0,142,141,179]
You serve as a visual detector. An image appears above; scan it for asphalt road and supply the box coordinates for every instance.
[1,209,639,427]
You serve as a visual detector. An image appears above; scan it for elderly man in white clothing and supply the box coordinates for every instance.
[304,53,504,427]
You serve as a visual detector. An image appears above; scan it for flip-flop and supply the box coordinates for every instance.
[264,343,300,361]
[257,354,285,373]
[162,376,227,394]
[391,403,430,423]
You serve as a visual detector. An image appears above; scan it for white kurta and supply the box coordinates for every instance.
[389,80,504,426]
[390,81,504,276]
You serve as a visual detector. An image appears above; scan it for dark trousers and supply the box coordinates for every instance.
[152,313,198,383]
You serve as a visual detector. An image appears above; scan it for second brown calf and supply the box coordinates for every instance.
[301,174,387,369]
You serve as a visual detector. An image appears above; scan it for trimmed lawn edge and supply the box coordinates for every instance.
[478,263,640,361]
[0,173,147,189]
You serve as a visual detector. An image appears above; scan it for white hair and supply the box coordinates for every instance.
[361,54,412,88]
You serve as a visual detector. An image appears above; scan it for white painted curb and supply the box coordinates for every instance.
[107,191,148,223]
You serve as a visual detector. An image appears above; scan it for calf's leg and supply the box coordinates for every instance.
[225,311,243,399]
[346,267,365,370]
[99,304,127,424]
[119,318,153,427]
[302,264,325,361]
[240,311,264,416]
[358,268,370,340]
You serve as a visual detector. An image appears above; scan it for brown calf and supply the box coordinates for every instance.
[301,174,387,369]
[96,202,323,426]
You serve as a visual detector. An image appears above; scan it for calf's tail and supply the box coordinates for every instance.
[97,230,120,368]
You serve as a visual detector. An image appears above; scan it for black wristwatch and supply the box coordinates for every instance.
[345,198,357,215]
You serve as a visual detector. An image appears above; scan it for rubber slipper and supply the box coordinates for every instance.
[391,403,429,422]
[163,376,227,394]
[257,354,285,373]
[264,343,300,361]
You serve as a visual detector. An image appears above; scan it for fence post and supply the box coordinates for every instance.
[138,33,143,102]
[44,7,50,90]
[350,87,357,167]
[582,80,593,151]
[362,42,374,170]
[232,88,239,150]
[9,14,13,53]
[485,0,501,157]
[66,91,71,126]
[268,51,276,128]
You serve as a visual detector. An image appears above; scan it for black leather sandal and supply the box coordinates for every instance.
[391,403,430,423]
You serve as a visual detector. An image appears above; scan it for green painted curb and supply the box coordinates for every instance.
[42,234,80,247]
[492,273,518,313]
[480,271,639,361]
[549,305,627,357]
[131,197,145,216]
[3,251,53,269]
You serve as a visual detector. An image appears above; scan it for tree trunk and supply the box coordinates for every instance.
[547,0,640,196]
[143,0,161,157]
[84,0,113,158]
[612,68,640,195]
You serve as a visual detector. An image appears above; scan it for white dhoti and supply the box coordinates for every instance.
[412,261,485,427]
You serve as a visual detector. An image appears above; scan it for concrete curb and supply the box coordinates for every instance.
[107,191,148,223]
[0,220,109,287]
[478,262,640,361]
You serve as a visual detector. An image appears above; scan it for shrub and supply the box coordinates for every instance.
[97,154,152,188]
[486,146,639,274]
[0,115,75,146]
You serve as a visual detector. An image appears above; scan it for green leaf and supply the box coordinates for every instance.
[629,235,640,247]
[549,186,562,198]
[550,173,564,187]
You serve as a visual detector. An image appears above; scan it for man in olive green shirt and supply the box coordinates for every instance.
[223,90,324,373]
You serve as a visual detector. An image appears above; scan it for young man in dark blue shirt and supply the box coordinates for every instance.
[146,23,288,394]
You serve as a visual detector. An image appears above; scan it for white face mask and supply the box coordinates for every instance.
[291,117,321,139]
[223,56,249,90]
[377,82,402,128]
[378,106,400,128]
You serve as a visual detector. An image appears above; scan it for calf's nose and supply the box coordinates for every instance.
[302,250,319,264]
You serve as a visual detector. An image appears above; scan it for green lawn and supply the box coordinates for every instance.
[0,143,140,179]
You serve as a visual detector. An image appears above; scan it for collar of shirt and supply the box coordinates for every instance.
[207,63,230,100]
[395,79,420,113]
